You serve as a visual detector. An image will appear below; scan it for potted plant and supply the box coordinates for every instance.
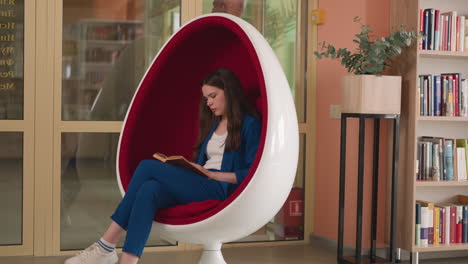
[315,17,416,114]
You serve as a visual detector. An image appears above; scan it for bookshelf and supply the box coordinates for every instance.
[62,19,143,120]
[78,19,143,78]
[419,50,468,59]
[416,181,468,187]
[414,243,468,252]
[417,116,468,121]
[391,0,468,262]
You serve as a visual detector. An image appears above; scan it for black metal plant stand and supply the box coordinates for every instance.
[337,113,400,264]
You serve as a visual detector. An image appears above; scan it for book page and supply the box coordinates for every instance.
[152,153,208,177]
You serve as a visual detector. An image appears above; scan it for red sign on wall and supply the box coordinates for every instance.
[289,200,303,217]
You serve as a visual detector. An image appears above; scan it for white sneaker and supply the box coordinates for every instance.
[64,243,118,264]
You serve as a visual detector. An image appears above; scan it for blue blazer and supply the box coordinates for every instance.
[195,114,261,195]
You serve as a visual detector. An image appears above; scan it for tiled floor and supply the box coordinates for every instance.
[1,244,468,264]
[1,244,334,264]
[2,148,468,263]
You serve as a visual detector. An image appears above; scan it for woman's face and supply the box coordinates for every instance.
[202,84,226,117]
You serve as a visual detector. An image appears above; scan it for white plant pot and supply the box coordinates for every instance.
[342,75,402,115]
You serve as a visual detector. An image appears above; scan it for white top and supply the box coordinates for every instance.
[203,132,227,170]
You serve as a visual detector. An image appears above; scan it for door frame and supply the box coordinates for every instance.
[0,0,35,256]
[0,0,318,257]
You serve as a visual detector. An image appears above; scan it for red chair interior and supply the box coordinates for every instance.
[119,16,267,225]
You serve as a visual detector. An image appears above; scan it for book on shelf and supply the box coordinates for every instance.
[458,195,468,243]
[419,8,466,52]
[466,19,468,51]
[152,152,209,178]
[417,137,468,182]
[456,139,468,176]
[464,205,468,243]
[440,204,452,244]
[423,9,429,50]
[433,143,441,181]
[418,137,444,181]
[441,207,447,245]
[434,9,440,51]
[418,73,468,117]
[450,205,457,243]
[457,148,468,181]
[460,16,466,52]
[416,196,468,246]
[463,80,468,117]
[435,206,441,245]
[439,204,452,245]
[83,21,143,41]
[418,200,435,245]
[419,9,424,50]
[457,206,463,243]
[416,203,422,245]
[420,205,430,246]
[446,139,455,181]
[441,73,460,117]
[435,75,442,116]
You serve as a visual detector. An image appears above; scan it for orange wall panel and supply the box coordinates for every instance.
[93,0,129,20]
[314,0,391,249]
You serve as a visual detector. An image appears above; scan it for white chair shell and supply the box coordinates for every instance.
[117,13,299,264]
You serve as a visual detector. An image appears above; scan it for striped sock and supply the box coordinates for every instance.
[97,238,116,253]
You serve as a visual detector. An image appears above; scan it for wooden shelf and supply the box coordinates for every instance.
[84,40,133,48]
[82,62,114,72]
[418,50,468,59]
[79,19,143,24]
[415,181,468,187]
[413,243,468,252]
[392,0,468,255]
[417,116,468,122]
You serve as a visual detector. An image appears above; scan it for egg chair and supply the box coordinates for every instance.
[116,13,299,264]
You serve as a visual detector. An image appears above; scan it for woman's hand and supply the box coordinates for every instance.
[189,162,237,183]
[189,162,216,180]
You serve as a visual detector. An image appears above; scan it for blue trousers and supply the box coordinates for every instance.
[110,159,227,257]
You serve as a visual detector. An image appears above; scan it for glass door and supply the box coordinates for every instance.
[58,0,184,253]
[0,0,317,257]
[0,0,34,256]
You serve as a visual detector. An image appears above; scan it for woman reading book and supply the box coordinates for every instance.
[65,68,261,264]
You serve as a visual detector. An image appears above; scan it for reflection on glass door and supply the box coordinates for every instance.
[0,0,26,250]
[61,0,181,251]
[60,133,176,250]
[0,0,24,120]
[62,0,181,121]
[0,133,23,245]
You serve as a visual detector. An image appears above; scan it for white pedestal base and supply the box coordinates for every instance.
[198,244,226,264]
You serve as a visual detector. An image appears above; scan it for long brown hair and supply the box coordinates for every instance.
[193,68,257,160]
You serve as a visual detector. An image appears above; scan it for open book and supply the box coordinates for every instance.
[152,152,208,177]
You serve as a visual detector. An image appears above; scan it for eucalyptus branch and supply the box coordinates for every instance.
[314,17,416,75]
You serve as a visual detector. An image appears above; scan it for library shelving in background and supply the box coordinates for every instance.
[392,0,468,262]
[62,19,143,120]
